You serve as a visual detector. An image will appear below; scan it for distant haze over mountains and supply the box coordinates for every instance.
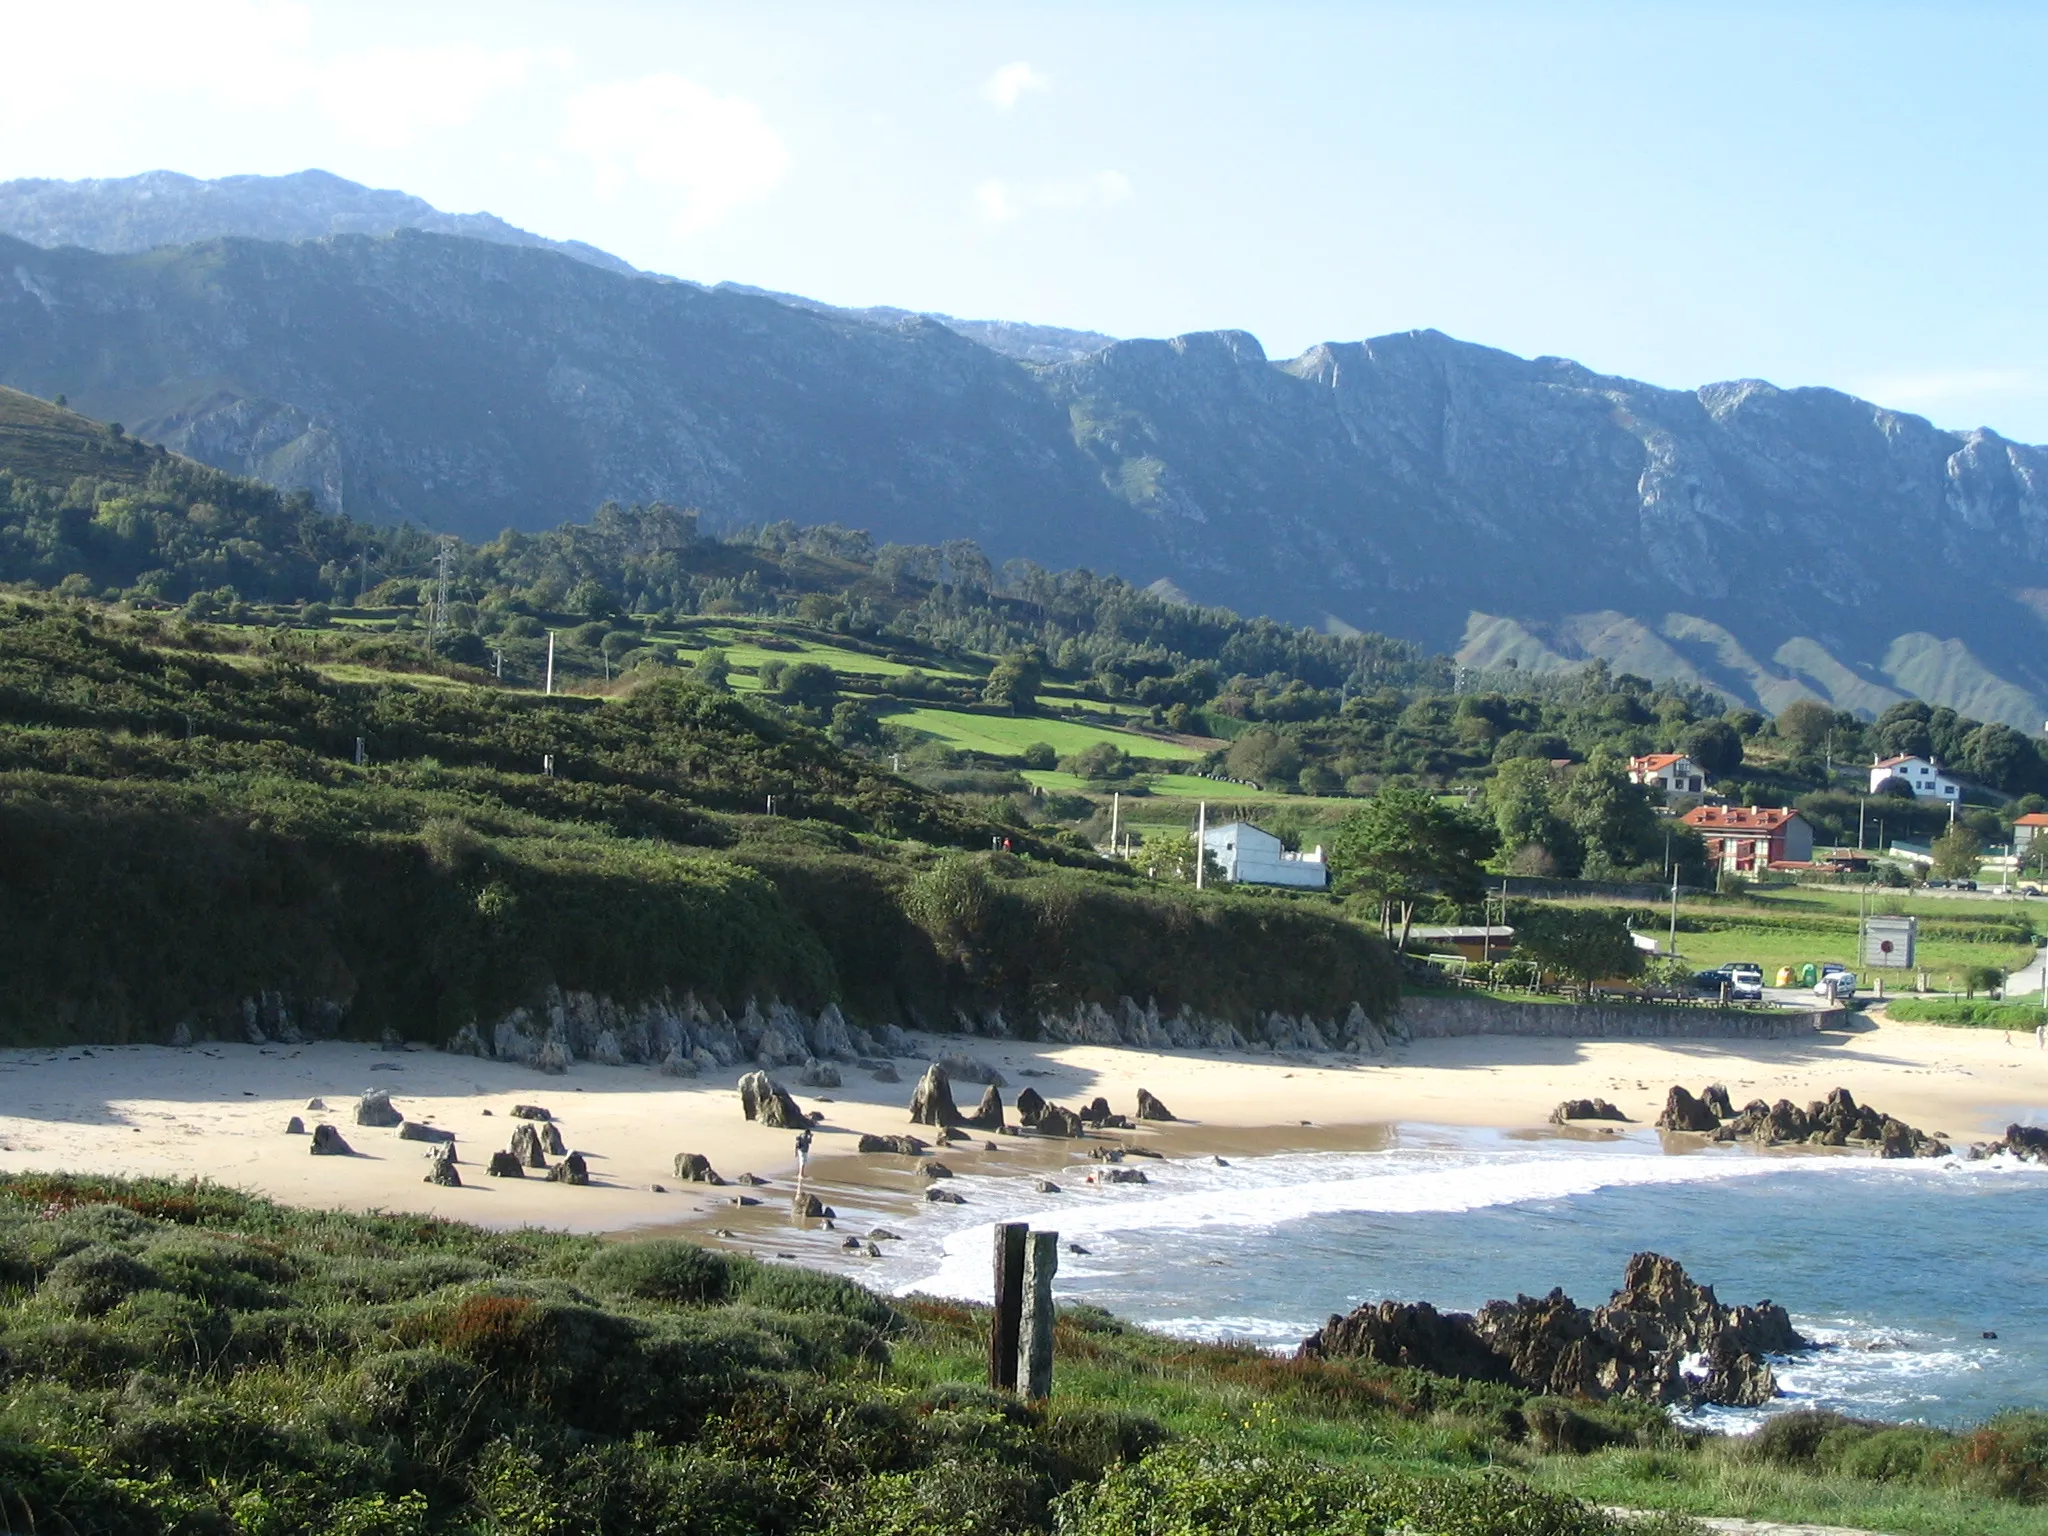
[2,169,2045,731]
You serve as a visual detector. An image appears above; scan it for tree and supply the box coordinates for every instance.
[566,579,622,620]
[1508,901,1642,996]
[1556,751,1660,877]
[775,661,839,710]
[1486,757,1568,861]
[1331,787,1495,950]
[1059,742,1133,782]
[1774,698,1835,755]
[1224,727,1301,787]
[692,647,731,691]
[983,648,1045,714]
[1932,823,1982,881]
[1019,742,1057,770]
[1682,719,1743,777]
[829,699,880,747]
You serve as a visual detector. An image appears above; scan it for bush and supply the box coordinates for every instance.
[730,1262,900,1335]
[1020,742,1057,770]
[579,1240,734,1306]
[40,1246,159,1317]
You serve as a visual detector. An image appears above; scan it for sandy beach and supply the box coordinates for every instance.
[2,1013,2045,1245]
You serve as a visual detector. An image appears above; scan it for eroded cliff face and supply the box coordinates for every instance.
[3,223,2046,721]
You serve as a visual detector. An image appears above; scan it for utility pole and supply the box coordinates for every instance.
[427,535,454,655]
[492,647,503,681]
[1110,791,1120,855]
[544,632,556,696]
[1195,801,1207,890]
[354,737,366,767]
[1859,795,1866,852]
[1669,867,1680,961]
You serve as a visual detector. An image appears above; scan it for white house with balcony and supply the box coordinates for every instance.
[1199,820,1328,889]
[1869,755,1964,802]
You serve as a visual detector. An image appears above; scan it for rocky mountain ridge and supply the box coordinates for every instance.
[2,175,2045,726]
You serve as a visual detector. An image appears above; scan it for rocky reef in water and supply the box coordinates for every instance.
[1299,1252,1807,1408]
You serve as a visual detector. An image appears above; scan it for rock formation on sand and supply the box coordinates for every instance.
[672,1153,724,1184]
[354,1089,404,1128]
[545,1152,589,1185]
[737,1071,806,1129]
[1135,1088,1176,1121]
[1549,1098,1628,1124]
[857,1133,929,1155]
[1014,1087,1046,1127]
[908,1063,960,1126]
[424,1148,460,1187]
[961,1085,1006,1131]
[1654,1086,1721,1132]
[1299,1252,1806,1408]
[509,1123,549,1169]
[308,1124,351,1155]
[486,1151,524,1177]
[511,1104,552,1121]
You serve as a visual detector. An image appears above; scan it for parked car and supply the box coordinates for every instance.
[1815,971,1856,1001]
[2022,884,2042,897]
[1727,967,1764,1001]
[1691,966,1732,991]
[1955,879,1978,891]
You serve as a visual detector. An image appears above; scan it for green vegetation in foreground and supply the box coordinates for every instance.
[1882,998,2048,1029]
[8,1177,2048,1535]
[0,600,1396,1044]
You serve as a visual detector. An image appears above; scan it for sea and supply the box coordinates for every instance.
[874,1126,2048,1431]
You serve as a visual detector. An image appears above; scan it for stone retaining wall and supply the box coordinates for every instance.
[1394,994,1824,1041]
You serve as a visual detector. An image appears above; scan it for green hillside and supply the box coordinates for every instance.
[0,598,1398,1044]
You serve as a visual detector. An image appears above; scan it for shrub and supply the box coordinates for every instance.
[730,1263,900,1336]
[579,1240,734,1306]
[141,1236,295,1309]
[832,1458,1053,1536]
[352,1347,493,1447]
[41,1246,159,1317]
[1020,742,1057,770]
[1947,1410,2048,1502]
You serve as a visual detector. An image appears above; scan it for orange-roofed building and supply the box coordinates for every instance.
[2014,813,2048,856]
[1680,804,1814,874]
[1629,752,1707,797]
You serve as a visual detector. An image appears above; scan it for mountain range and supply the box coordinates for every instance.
[2,169,2044,730]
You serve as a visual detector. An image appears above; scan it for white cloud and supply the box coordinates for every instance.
[981,62,1048,110]
[1850,368,2033,410]
[318,45,540,150]
[973,170,1130,226]
[563,74,791,233]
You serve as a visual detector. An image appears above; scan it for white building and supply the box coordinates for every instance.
[1628,752,1708,797]
[1200,820,1328,889]
[1869,755,1964,802]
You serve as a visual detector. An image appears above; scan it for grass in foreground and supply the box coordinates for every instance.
[1881,998,2048,1029]
[5,1176,2047,1535]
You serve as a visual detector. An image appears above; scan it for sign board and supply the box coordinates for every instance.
[1862,915,1917,969]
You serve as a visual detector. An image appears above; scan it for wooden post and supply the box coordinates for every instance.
[1018,1229,1059,1400]
[989,1222,1027,1391]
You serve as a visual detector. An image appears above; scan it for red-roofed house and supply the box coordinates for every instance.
[1629,753,1707,797]
[2014,813,2048,856]
[1680,804,1814,874]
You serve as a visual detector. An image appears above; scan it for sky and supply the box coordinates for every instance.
[2,0,2044,438]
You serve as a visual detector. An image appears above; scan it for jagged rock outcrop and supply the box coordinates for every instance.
[508,1125,548,1169]
[511,1105,552,1121]
[1549,1098,1629,1124]
[792,1192,834,1219]
[936,1053,1005,1087]
[1134,1089,1176,1122]
[546,1152,589,1185]
[961,1086,1006,1131]
[1300,1252,1805,1408]
[284,1117,305,1135]
[1701,1084,1734,1118]
[398,1121,455,1144]
[1014,1088,1047,1127]
[737,1071,807,1129]
[1034,1104,1087,1138]
[308,1124,351,1156]
[486,1151,523,1177]
[1654,1086,1721,1132]
[424,1148,461,1187]
[1712,1087,1948,1157]
[1970,1123,2048,1162]
[798,1057,842,1088]
[541,1123,566,1156]
[908,1064,960,1127]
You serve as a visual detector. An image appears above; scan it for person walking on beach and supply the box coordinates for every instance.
[794,1127,814,1182]
[2036,1022,2045,1050]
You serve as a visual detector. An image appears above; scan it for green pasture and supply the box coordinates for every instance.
[882,705,1203,761]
